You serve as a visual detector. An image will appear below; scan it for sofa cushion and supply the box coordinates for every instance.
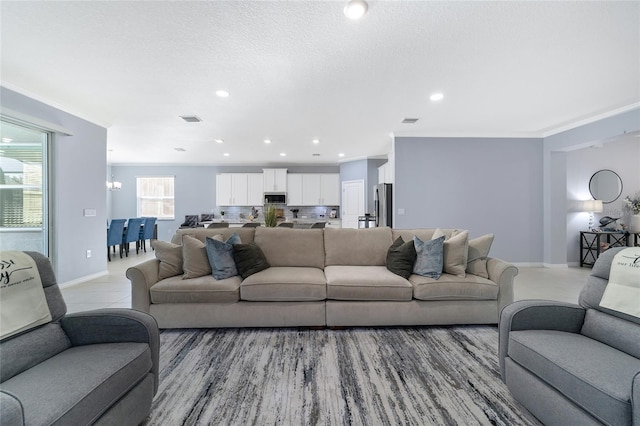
[240,267,326,301]
[205,233,241,280]
[410,273,498,301]
[233,242,270,279]
[412,235,444,279]
[0,342,151,426]
[466,234,494,278]
[324,265,413,301]
[324,227,393,266]
[392,229,456,243]
[182,235,214,279]
[254,227,325,269]
[151,240,183,280]
[150,275,241,304]
[508,330,640,426]
[386,236,416,279]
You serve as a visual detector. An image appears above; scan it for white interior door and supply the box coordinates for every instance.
[341,180,364,229]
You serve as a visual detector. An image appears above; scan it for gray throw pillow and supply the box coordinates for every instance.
[151,240,183,280]
[412,235,445,279]
[233,242,270,279]
[386,236,416,279]
[205,233,242,280]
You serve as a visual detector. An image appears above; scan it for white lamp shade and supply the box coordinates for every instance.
[582,199,603,213]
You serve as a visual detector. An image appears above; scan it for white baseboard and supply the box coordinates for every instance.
[512,262,544,267]
[59,270,108,289]
[541,263,569,269]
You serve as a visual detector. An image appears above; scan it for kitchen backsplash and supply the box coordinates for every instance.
[214,204,339,222]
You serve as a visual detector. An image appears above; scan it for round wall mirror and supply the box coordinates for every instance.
[589,169,623,203]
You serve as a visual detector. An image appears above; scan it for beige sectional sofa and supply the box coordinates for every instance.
[126,227,518,328]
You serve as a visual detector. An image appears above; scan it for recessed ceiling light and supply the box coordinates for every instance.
[430,93,444,101]
[215,139,224,144]
[338,153,345,157]
[216,90,229,98]
[312,139,320,144]
[223,153,230,157]
[344,0,368,19]
[264,139,272,144]
[280,153,286,157]
[174,147,186,152]
[2,138,13,143]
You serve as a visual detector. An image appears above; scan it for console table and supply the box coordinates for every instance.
[579,231,640,267]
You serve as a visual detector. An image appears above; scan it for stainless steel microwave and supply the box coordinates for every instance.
[264,193,286,204]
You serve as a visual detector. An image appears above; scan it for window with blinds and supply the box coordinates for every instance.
[136,176,175,219]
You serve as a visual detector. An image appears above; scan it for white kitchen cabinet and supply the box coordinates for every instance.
[216,173,233,206]
[301,173,340,206]
[247,173,264,205]
[321,174,340,206]
[378,162,393,184]
[287,174,303,206]
[216,173,258,206]
[263,168,287,192]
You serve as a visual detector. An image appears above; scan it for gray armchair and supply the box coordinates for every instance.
[0,251,159,426]
[499,247,640,425]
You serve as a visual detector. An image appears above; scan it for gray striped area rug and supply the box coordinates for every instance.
[144,326,539,425]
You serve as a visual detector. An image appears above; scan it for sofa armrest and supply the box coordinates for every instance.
[498,300,586,381]
[60,309,160,393]
[126,259,160,312]
[1,390,24,426]
[486,257,518,313]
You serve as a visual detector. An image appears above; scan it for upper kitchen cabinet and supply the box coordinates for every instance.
[378,162,393,184]
[300,173,340,206]
[287,174,303,206]
[263,168,287,192]
[216,173,262,206]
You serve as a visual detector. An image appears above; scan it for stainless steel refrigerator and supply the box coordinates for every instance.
[374,183,392,227]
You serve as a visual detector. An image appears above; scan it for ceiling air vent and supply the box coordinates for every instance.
[179,115,202,123]
[401,118,419,124]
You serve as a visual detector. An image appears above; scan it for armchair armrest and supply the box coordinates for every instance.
[126,259,160,312]
[498,300,586,380]
[60,308,160,393]
[1,390,24,426]
[486,257,518,312]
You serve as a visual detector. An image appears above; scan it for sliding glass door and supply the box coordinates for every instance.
[0,119,49,255]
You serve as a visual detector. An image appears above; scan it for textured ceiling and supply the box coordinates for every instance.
[1,1,639,165]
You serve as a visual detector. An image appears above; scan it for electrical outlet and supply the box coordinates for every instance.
[86,250,92,258]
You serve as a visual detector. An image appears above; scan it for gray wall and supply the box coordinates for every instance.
[566,136,640,264]
[111,164,339,241]
[1,87,108,284]
[543,108,640,265]
[393,137,543,263]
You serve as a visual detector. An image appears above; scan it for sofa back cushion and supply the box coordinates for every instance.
[392,229,455,243]
[581,309,640,359]
[324,227,393,266]
[172,228,255,245]
[254,227,325,269]
[579,247,640,326]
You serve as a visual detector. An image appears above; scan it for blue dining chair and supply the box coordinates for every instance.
[122,218,144,257]
[138,217,157,253]
[107,219,126,261]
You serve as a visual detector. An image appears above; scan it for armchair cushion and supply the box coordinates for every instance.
[508,329,640,426]
[1,342,151,426]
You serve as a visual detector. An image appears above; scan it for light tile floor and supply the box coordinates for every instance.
[61,249,594,313]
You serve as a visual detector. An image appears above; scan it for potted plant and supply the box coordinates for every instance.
[264,204,277,227]
[624,194,640,232]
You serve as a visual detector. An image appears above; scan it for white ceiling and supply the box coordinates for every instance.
[1,1,638,165]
